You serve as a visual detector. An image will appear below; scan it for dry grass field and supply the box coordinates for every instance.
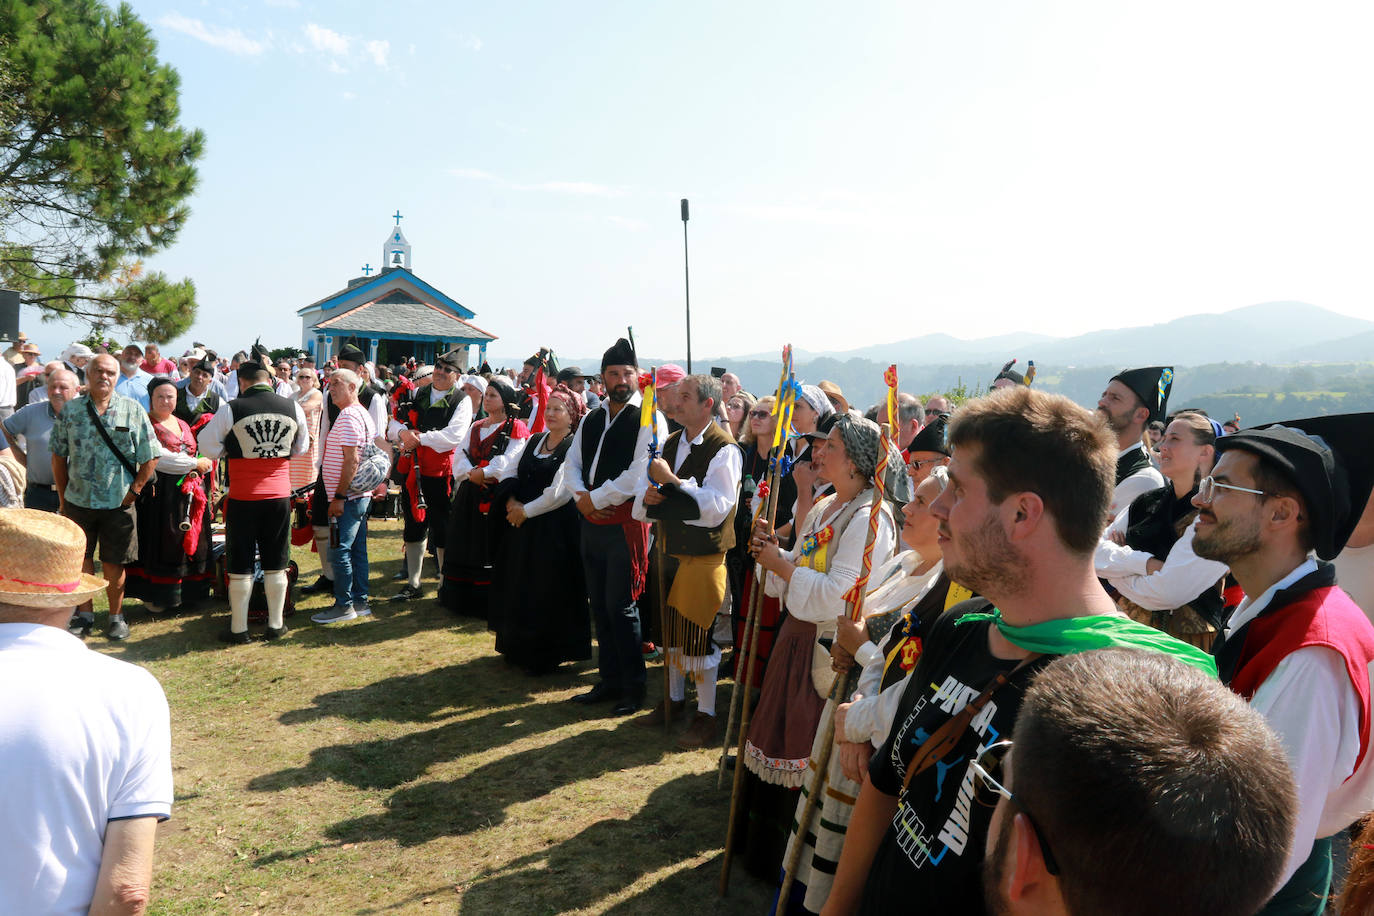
[89,518,773,915]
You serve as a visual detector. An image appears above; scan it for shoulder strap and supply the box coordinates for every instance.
[900,652,1043,794]
[85,399,138,475]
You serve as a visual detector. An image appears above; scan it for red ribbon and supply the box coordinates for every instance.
[0,572,82,593]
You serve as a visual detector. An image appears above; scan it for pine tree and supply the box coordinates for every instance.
[0,0,205,341]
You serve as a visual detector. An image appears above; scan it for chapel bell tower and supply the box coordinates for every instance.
[383,209,411,271]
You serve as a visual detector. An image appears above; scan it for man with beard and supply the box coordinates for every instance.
[388,348,474,601]
[302,344,389,596]
[564,338,667,717]
[978,649,1295,916]
[1097,366,1171,515]
[822,387,1215,916]
[1194,413,1374,914]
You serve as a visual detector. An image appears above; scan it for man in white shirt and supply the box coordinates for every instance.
[633,373,741,748]
[0,508,173,914]
[1097,366,1171,516]
[1196,413,1374,915]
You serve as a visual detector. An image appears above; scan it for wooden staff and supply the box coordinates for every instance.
[719,348,794,895]
[656,521,672,735]
[776,418,894,913]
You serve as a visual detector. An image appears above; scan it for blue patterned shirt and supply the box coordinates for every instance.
[50,394,159,509]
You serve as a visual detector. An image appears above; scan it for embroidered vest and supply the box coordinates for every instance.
[223,385,298,500]
[651,423,738,556]
[398,385,461,477]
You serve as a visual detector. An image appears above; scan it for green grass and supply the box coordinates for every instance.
[90,518,772,914]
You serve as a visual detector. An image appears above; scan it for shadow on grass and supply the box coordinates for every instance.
[320,717,673,847]
[458,770,773,915]
[276,652,595,726]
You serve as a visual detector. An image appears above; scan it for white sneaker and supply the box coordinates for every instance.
[311,605,357,625]
[352,601,372,618]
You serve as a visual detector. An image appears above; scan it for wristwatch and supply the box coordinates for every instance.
[333,493,347,500]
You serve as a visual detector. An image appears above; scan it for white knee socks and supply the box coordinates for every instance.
[313,526,334,580]
[405,539,426,589]
[668,661,687,702]
[263,569,289,629]
[695,664,718,716]
[228,573,253,634]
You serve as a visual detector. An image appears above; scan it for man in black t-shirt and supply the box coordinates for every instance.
[823,386,1123,916]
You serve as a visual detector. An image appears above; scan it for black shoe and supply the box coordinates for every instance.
[68,614,93,639]
[611,692,645,717]
[106,617,130,641]
[570,683,623,705]
[218,629,251,645]
[264,625,288,640]
[391,584,422,602]
[301,575,334,595]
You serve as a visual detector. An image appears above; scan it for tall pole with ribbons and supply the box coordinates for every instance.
[640,368,672,734]
[776,366,899,912]
[719,345,797,895]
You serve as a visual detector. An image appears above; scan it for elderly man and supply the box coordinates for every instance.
[0,508,173,913]
[925,394,952,419]
[894,392,925,453]
[3,369,80,512]
[312,369,378,623]
[633,373,741,748]
[140,342,177,378]
[26,360,65,405]
[50,354,159,641]
[1197,414,1374,914]
[198,357,310,643]
[979,649,1295,916]
[61,342,93,384]
[114,344,155,409]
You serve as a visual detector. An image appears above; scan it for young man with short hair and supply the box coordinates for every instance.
[979,648,1296,916]
[823,387,1213,916]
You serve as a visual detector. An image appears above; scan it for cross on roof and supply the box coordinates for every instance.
[361,263,373,276]
[393,209,404,226]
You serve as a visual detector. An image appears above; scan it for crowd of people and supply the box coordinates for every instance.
[1,329,1373,916]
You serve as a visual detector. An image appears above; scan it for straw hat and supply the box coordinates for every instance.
[0,509,107,607]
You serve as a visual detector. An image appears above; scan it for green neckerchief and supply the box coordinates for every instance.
[955,608,1218,677]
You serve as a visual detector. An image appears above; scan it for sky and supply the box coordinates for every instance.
[17,0,1374,366]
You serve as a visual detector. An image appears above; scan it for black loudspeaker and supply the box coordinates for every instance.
[0,290,18,342]
[681,198,690,222]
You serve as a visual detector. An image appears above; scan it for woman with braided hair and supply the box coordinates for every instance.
[492,384,592,673]
[438,376,530,621]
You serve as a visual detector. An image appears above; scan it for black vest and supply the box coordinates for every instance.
[224,386,299,460]
[1115,445,1152,486]
[579,402,642,490]
[399,385,460,432]
[174,385,220,426]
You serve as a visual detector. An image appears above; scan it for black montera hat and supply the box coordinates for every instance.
[1214,412,1374,561]
[338,343,366,364]
[993,358,1036,387]
[907,414,951,456]
[601,338,637,372]
[1111,366,1174,423]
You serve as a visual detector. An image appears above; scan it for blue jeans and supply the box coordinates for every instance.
[331,497,371,609]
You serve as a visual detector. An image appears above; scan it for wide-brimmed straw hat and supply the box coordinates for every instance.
[0,509,107,607]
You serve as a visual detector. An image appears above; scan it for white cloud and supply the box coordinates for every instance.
[327,60,347,75]
[305,23,350,55]
[341,90,357,101]
[463,36,483,52]
[364,39,390,69]
[159,12,266,56]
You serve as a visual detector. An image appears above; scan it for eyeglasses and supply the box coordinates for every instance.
[968,740,1061,875]
[748,409,771,419]
[924,408,946,418]
[909,457,943,470]
[1196,476,1274,504]
[433,365,455,374]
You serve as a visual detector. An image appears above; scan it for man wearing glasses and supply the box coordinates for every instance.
[387,349,474,601]
[1194,414,1374,915]
[823,387,1212,916]
[977,649,1296,916]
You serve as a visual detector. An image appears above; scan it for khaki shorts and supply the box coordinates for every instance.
[63,502,138,566]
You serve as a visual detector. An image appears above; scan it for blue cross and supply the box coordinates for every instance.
[392,209,403,226]
[361,263,373,276]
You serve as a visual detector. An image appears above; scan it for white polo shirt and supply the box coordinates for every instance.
[0,623,173,915]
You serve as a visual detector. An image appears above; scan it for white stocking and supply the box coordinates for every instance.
[694,663,718,716]
[405,539,426,589]
[228,574,253,634]
[263,569,289,629]
[313,526,334,580]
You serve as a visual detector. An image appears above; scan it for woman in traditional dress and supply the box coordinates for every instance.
[1095,410,1229,649]
[729,395,799,686]
[438,376,530,621]
[736,414,897,881]
[125,377,216,613]
[493,384,591,673]
[782,467,967,914]
[289,366,324,491]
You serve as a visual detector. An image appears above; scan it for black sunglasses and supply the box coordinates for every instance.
[968,741,1060,875]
